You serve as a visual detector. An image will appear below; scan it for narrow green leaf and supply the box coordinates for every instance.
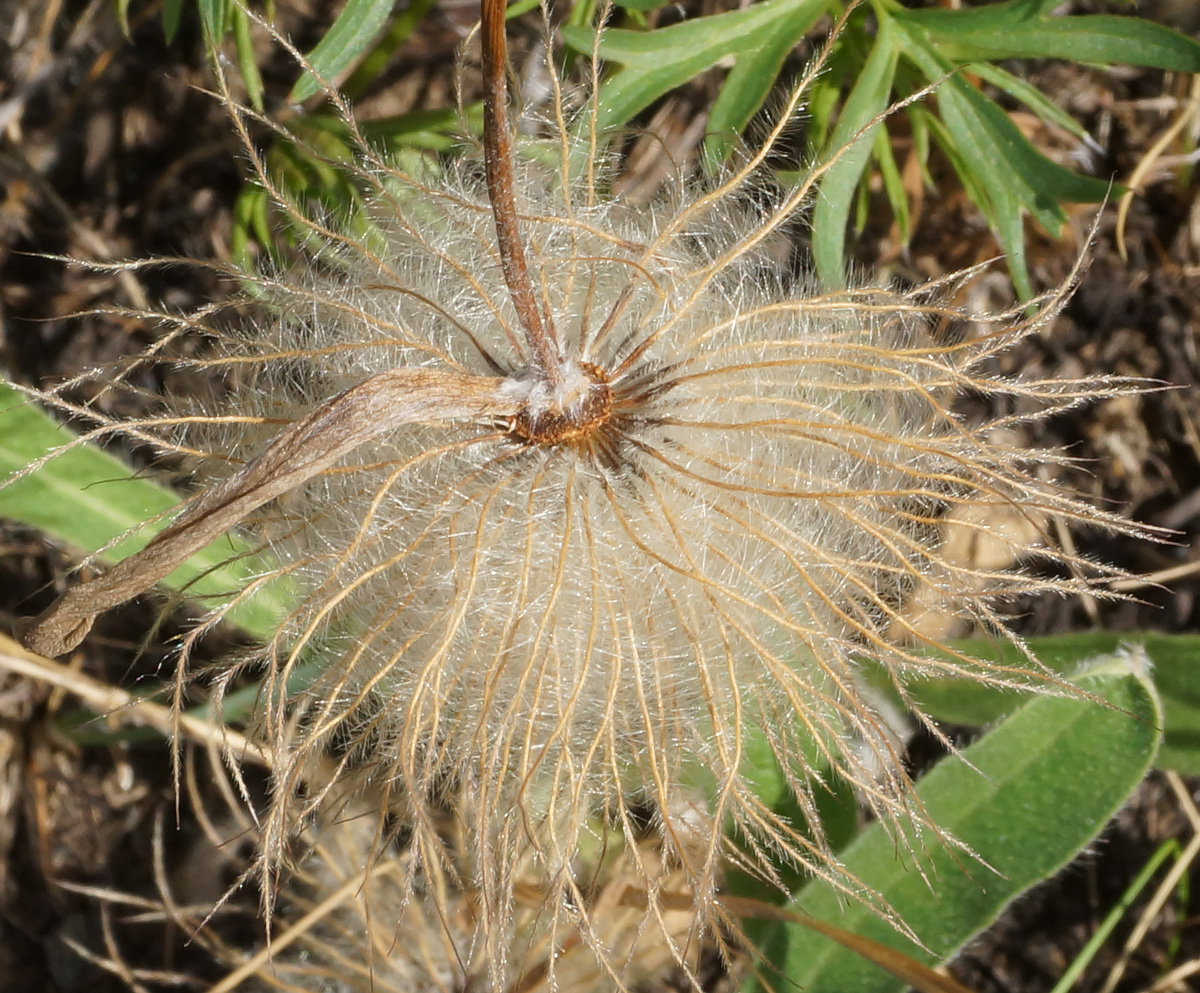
[343,0,438,101]
[198,0,231,42]
[561,0,829,139]
[1048,839,1180,993]
[161,0,185,44]
[873,124,910,246]
[812,24,898,288]
[614,0,671,11]
[897,33,1111,297]
[231,181,275,270]
[922,17,1200,72]
[702,0,830,164]
[232,4,265,112]
[116,0,132,39]
[894,0,1043,36]
[899,0,1119,37]
[360,103,485,153]
[289,0,395,104]
[906,104,934,190]
[806,75,843,157]
[0,382,292,642]
[969,62,1089,143]
[504,0,541,16]
[744,653,1161,993]
[726,726,858,943]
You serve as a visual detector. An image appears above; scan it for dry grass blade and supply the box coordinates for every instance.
[1103,772,1200,993]
[0,632,269,766]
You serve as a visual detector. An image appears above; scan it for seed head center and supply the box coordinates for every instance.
[511,361,613,446]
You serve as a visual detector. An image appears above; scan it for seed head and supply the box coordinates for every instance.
[18,5,1141,989]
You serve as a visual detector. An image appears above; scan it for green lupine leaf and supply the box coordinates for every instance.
[744,652,1161,993]
[289,0,395,103]
[812,23,898,287]
[0,382,292,642]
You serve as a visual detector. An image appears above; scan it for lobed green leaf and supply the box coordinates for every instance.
[560,0,828,140]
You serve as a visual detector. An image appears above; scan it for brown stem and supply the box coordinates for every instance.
[480,0,561,387]
[20,369,518,658]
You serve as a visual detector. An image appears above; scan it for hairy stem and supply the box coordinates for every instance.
[480,0,562,386]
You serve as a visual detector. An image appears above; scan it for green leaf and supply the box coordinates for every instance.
[289,0,395,104]
[897,31,1111,298]
[504,0,541,17]
[116,0,132,39]
[198,0,231,42]
[613,0,671,11]
[703,0,832,164]
[908,11,1200,72]
[968,62,1090,143]
[725,725,858,948]
[231,181,275,270]
[744,652,1161,993]
[812,22,898,288]
[1048,839,1181,993]
[560,0,828,142]
[0,382,292,642]
[161,0,185,44]
[360,103,484,153]
[232,4,265,112]
[342,0,438,101]
[867,631,1200,776]
[906,104,934,190]
[873,123,910,246]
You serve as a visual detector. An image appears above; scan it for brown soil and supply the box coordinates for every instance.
[1,1,1198,991]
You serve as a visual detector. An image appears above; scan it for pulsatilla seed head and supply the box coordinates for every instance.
[14,7,1147,991]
